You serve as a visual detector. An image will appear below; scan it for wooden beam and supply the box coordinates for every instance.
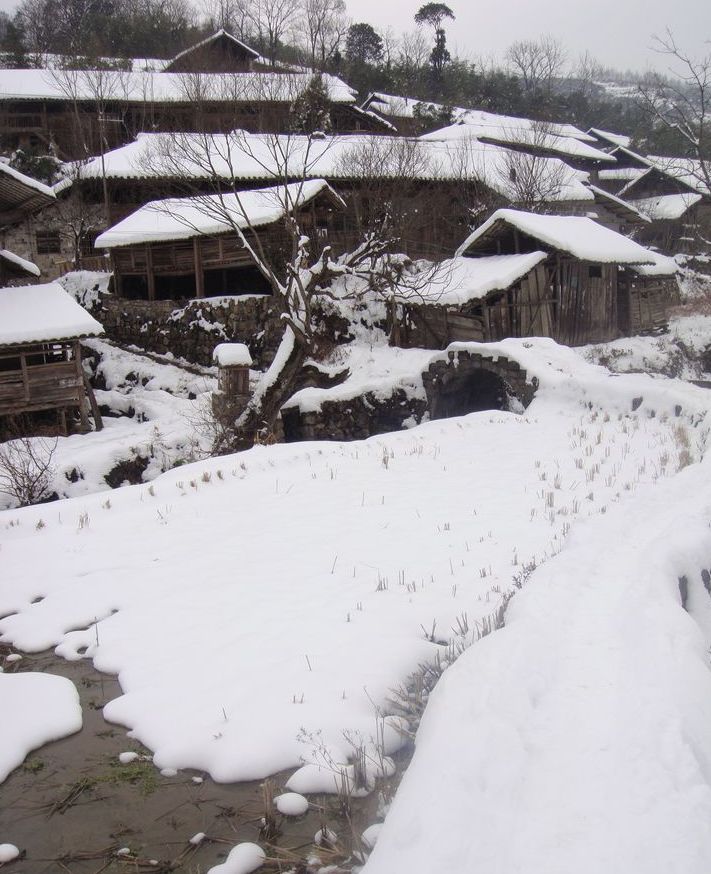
[193,237,205,299]
[146,244,156,301]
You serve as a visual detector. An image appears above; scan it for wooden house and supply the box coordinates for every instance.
[0,31,375,160]
[163,29,264,74]
[395,209,669,349]
[0,282,103,432]
[618,253,680,335]
[69,130,599,264]
[94,179,348,301]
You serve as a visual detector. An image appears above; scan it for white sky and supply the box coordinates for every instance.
[0,0,707,73]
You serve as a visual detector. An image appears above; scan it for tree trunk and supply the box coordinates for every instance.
[233,327,308,449]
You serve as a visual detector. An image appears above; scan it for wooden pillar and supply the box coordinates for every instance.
[20,351,30,402]
[145,244,156,301]
[75,341,91,433]
[193,237,205,299]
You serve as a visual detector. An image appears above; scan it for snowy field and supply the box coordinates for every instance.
[0,340,711,874]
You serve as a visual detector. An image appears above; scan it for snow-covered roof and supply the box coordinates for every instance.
[0,67,355,104]
[587,185,651,223]
[457,209,656,264]
[213,342,252,367]
[95,180,344,248]
[630,251,679,277]
[0,161,56,199]
[598,167,646,183]
[164,29,262,71]
[421,118,615,164]
[0,249,41,277]
[643,155,711,197]
[363,93,595,143]
[76,132,594,204]
[587,128,633,149]
[0,282,104,346]
[628,193,703,221]
[397,253,548,306]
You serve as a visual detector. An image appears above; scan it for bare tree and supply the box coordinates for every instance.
[248,0,301,66]
[505,35,567,106]
[497,122,568,211]
[638,31,711,197]
[142,128,401,447]
[301,0,348,71]
[205,0,254,42]
[0,435,57,507]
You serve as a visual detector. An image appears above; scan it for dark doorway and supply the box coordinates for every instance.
[433,369,512,419]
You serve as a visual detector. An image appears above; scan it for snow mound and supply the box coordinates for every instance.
[274,792,309,816]
[207,842,265,874]
[0,673,82,782]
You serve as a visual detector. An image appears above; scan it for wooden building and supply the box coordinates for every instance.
[395,209,670,349]
[164,29,264,74]
[0,282,103,433]
[94,179,348,301]
[0,31,381,160]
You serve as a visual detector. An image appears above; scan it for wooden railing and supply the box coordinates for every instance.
[57,256,111,276]
[0,361,82,415]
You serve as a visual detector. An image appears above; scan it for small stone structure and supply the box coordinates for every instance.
[422,349,537,418]
[212,342,252,423]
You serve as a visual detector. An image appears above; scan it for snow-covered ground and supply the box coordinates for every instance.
[2,341,709,802]
[364,450,711,874]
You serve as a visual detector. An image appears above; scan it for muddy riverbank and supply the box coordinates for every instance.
[0,648,404,873]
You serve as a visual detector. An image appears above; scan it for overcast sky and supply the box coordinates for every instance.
[0,0,707,73]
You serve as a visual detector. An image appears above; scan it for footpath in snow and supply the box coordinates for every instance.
[364,454,711,874]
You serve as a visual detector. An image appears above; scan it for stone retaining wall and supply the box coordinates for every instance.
[95,295,284,367]
[282,389,428,442]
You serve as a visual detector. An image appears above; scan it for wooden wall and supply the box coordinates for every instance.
[0,341,89,427]
[397,258,624,349]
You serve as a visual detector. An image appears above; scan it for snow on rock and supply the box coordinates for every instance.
[0,844,20,863]
[118,751,139,764]
[213,343,252,368]
[361,823,383,849]
[363,457,711,874]
[0,673,82,782]
[60,270,112,310]
[274,791,309,816]
[207,842,266,874]
[314,827,338,847]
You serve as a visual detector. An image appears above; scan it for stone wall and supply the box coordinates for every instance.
[94,294,285,367]
[422,349,537,416]
[282,389,428,442]
[2,197,107,280]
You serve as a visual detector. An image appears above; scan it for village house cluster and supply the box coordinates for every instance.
[0,29,708,434]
